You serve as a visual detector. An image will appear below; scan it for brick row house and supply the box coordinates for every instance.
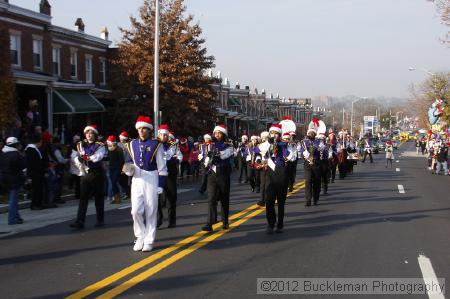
[0,0,112,140]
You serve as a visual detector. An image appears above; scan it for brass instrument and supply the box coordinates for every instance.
[302,140,315,165]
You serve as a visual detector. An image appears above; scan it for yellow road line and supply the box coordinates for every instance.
[67,180,305,299]
[96,181,306,299]
[66,204,259,299]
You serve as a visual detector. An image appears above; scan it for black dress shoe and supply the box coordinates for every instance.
[157,218,163,228]
[168,223,176,228]
[255,188,260,193]
[201,225,213,232]
[222,223,229,230]
[313,201,318,206]
[266,226,274,235]
[251,188,255,192]
[198,190,205,195]
[257,201,265,207]
[30,206,43,210]
[70,222,84,229]
[275,227,284,233]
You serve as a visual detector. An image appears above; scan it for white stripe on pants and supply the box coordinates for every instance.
[131,169,158,245]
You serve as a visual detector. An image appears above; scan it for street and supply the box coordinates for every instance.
[0,142,449,299]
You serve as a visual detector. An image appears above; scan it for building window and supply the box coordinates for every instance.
[52,47,61,76]
[10,34,21,67]
[99,59,106,85]
[70,49,78,78]
[33,39,43,70]
[85,56,92,83]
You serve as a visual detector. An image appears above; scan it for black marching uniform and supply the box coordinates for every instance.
[300,138,323,206]
[70,140,106,228]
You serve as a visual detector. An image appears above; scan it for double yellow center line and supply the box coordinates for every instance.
[67,180,306,299]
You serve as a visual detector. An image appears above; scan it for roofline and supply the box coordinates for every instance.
[1,2,52,23]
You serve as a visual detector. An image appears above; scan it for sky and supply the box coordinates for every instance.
[11,0,450,99]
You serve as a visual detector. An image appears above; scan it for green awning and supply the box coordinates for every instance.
[53,89,106,114]
[227,98,240,106]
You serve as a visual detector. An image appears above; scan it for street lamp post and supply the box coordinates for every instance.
[409,67,437,95]
[153,0,160,132]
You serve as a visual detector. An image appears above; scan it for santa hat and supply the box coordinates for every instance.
[180,138,187,144]
[260,131,269,139]
[386,141,392,145]
[282,132,291,140]
[213,124,228,135]
[107,135,117,145]
[307,128,317,135]
[42,132,52,143]
[84,124,99,135]
[158,124,170,135]
[269,124,282,134]
[203,133,212,140]
[169,131,175,139]
[289,131,296,136]
[250,135,258,141]
[241,134,248,141]
[119,131,129,141]
[317,133,326,139]
[135,116,153,130]
[328,131,335,136]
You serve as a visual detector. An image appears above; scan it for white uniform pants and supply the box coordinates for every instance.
[131,169,158,245]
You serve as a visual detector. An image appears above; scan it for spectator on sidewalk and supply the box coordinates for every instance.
[435,141,448,176]
[25,134,46,210]
[0,137,27,225]
[52,136,68,204]
[68,135,81,200]
[189,142,200,178]
[42,132,58,209]
[179,138,190,179]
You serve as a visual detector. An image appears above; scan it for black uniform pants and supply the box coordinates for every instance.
[238,157,247,182]
[266,166,287,229]
[362,151,373,163]
[76,170,104,224]
[199,165,208,193]
[159,173,177,225]
[329,160,337,182]
[30,174,44,208]
[248,163,261,190]
[320,160,330,193]
[207,165,231,226]
[259,169,267,204]
[287,159,298,190]
[304,162,322,204]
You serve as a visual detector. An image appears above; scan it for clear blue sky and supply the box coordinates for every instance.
[12,0,450,98]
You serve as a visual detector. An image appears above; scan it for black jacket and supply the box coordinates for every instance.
[25,144,46,177]
[0,147,27,190]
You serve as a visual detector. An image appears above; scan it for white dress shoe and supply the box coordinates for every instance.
[142,244,153,252]
[133,239,144,251]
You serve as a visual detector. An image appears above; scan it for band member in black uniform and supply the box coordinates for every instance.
[70,124,106,229]
[257,131,269,206]
[337,130,348,179]
[264,124,289,234]
[158,125,182,228]
[327,131,338,183]
[202,125,234,232]
[300,128,322,206]
[317,133,331,195]
[238,135,249,183]
[198,133,212,194]
[248,135,261,193]
[284,132,298,192]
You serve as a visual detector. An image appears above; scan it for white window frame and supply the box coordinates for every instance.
[52,45,61,77]
[85,55,93,84]
[99,58,106,85]
[70,48,78,79]
[32,35,43,70]
[9,31,21,68]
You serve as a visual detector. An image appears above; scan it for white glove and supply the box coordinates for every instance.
[319,143,325,151]
[157,187,164,195]
[303,151,310,159]
[328,151,333,159]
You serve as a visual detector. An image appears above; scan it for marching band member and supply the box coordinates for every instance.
[122,116,168,252]
[70,124,106,229]
[257,131,270,207]
[337,130,348,179]
[248,135,261,193]
[118,131,131,199]
[362,137,373,163]
[157,125,181,228]
[328,131,338,183]
[264,124,289,234]
[238,135,249,183]
[300,127,322,206]
[286,131,298,192]
[317,133,331,195]
[202,125,234,232]
[198,133,212,194]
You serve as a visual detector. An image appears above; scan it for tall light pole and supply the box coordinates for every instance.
[153,0,161,132]
[409,67,437,95]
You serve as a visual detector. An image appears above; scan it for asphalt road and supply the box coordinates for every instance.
[1,142,449,299]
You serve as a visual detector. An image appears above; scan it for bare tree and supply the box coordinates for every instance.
[430,0,450,45]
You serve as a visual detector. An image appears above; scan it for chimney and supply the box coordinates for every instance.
[100,27,109,40]
[39,0,51,16]
[75,18,85,32]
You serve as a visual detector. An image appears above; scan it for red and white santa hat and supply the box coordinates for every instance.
[307,127,317,135]
[250,135,259,141]
[260,131,269,139]
[318,132,326,139]
[84,124,99,135]
[289,131,296,136]
[328,130,335,136]
[169,131,175,139]
[119,131,129,141]
[203,133,212,140]
[213,124,228,135]
[386,140,393,145]
[269,124,282,134]
[241,134,248,141]
[282,132,291,139]
[180,138,187,144]
[158,124,170,135]
[106,135,117,145]
[135,115,153,130]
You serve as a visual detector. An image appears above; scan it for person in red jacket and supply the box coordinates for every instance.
[179,138,190,179]
[189,142,200,178]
